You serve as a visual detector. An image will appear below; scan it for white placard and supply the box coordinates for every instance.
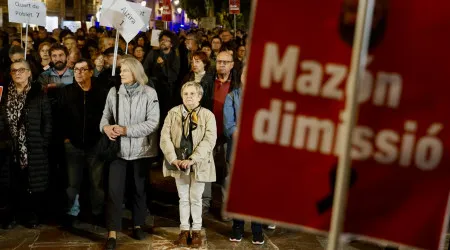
[150,29,162,47]
[62,21,82,33]
[101,0,145,43]
[127,2,152,32]
[99,0,115,28]
[200,17,216,30]
[8,0,46,26]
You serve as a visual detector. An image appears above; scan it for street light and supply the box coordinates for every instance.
[176,7,182,14]
[141,1,146,6]
[174,0,180,5]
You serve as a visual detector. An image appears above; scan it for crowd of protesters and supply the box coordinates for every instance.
[0,24,278,249]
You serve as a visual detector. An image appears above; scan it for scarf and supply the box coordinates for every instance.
[6,81,31,169]
[182,104,201,138]
[194,71,205,83]
[124,82,139,95]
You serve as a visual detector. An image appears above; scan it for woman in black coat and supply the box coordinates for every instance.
[0,59,52,229]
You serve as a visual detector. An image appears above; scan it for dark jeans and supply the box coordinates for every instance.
[65,142,104,216]
[106,158,149,231]
[233,219,263,234]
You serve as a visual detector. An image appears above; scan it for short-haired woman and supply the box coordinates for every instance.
[160,82,217,248]
[0,59,52,229]
[182,51,214,110]
[100,56,160,250]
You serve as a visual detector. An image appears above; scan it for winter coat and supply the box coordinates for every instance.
[100,83,160,160]
[160,105,217,182]
[59,78,108,149]
[0,81,52,193]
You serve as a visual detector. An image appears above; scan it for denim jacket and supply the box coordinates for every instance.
[223,88,241,162]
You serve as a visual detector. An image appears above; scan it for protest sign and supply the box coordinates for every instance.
[200,17,216,30]
[226,0,450,249]
[102,0,145,43]
[8,0,46,26]
[128,1,152,31]
[151,29,162,47]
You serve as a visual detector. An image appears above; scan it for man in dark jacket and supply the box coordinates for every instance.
[59,59,108,226]
[143,30,180,122]
[202,51,240,219]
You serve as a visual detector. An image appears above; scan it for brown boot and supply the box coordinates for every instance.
[174,230,190,247]
[191,230,202,248]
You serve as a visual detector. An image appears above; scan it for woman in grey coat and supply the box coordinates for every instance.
[100,56,160,250]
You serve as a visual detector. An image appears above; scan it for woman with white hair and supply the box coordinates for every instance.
[100,55,160,250]
[160,81,217,248]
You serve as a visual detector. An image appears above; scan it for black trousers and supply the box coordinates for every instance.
[106,158,149,231]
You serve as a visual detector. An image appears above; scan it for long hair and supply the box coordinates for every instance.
[120,55,148,85]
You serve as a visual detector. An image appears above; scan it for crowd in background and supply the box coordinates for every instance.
[0,24,276,249]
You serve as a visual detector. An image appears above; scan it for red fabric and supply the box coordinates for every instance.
[226,1,450,249]
[213,78,231,137]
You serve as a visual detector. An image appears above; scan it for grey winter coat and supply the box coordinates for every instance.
[100,84,160,160]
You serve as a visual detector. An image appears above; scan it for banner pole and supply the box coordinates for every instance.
[326,0,374,249]
[125,42,128,54]
[24,23,29,60]
[111,30,120,76]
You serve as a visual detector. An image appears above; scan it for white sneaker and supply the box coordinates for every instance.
[267,225,276,230]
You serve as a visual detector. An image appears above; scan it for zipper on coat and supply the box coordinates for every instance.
[128,95,132,158]
[83,92,86,144]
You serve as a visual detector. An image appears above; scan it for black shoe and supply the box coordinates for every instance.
[252,232,265,245]
[105,237,116,250]
[229,227,243,242]
[133,227,146,240]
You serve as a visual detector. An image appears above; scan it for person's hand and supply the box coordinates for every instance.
[113,126,127,136]
[103,125,120,141]
[47,83,57,89]
[179,159,195,169]
[157,57,164,64]
[171,160,182,170]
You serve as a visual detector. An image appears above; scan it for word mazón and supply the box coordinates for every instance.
[252,43,443,170]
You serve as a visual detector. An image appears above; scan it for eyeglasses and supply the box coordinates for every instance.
[216,60,233,65]
[11,68,29,74]
[74,68,90,73]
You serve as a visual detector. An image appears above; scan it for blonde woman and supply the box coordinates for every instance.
[160,82,217,248]
[100,56,160,250]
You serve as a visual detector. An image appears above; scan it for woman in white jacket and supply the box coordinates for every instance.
[160,82,217,248]
[100,56,160,250]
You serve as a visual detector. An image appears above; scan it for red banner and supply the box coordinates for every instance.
[229,0,240,14]
[161,0,172,22]
[0,86,3,102]
[226,0,450,249]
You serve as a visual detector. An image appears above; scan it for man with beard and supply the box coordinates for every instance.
[37,44,74,219]
[143,30,180,122]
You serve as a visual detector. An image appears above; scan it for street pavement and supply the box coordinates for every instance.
[0,167,447,250]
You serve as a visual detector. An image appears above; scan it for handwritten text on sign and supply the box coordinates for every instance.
[128,1,152,31]
[255,43,443,171]
[8,0,46,26]
[101,0,145,43]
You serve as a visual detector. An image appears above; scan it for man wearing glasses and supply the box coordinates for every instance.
[59,59,108,227]
[202,51,239,220]
[143,30,180,122]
